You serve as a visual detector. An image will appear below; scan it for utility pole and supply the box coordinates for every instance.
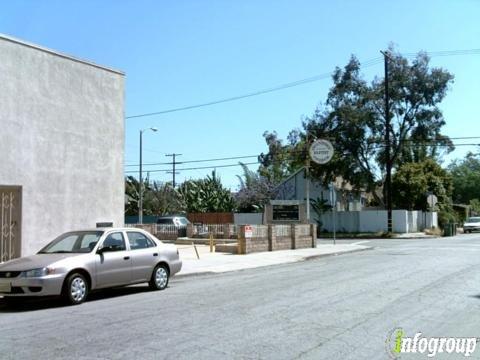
[166,153,182,188]
[381,50,393,233]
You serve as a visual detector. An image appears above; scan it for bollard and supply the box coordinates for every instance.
[192,242,200,259]
[209,233,213,252]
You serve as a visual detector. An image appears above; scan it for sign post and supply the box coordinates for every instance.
[329,182,337,245]
[309,139,335,244]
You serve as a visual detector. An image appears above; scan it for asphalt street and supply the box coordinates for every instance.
[2,234,480,359]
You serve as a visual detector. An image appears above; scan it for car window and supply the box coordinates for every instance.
[127,232,155,250]
[157,218,173,224]
[48,235,77,252]
[467,217,480,222]
[80,234,101,252]
[101,232,126,251]
[39,231,104,254]
[179,218,189,225]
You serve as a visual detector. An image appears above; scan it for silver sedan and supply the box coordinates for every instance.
[0,228,182,305]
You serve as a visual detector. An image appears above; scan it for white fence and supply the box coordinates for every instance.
[317,210,438,233]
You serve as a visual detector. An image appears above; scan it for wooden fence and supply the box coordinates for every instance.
[187,212,234,224]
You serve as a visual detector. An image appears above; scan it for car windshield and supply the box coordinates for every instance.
[467,217,480,223]
[178,218,190,225]
[38,231,104,254]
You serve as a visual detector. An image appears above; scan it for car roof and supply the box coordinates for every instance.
[73,228,150,232]
[157,215,187,219]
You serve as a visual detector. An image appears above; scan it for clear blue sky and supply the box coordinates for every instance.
[2,0,479,189]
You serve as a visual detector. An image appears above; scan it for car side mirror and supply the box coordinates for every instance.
[97,246,111,254]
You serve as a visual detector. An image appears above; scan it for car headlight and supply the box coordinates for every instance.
[21,267,56,278]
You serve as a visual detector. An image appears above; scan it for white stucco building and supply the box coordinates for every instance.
[0,34,125,259]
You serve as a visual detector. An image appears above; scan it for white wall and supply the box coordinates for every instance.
[393,210,408,233]
[0,35,124,256]
[317,210,438,233]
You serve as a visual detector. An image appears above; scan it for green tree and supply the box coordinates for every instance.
[235,163,277,212]
[311,197,332,232]
[125,176,184,216]
[392,159,455,229]
[269,48,454,205]
[391,159,453,211]
[125,176,140,215]
[469,199,480,216]
[448,152,480,204]
[178,171,236,213]
[258,131,303,183]
[148,181,184,215]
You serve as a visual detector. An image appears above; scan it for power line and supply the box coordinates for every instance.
[125,48,480,119]
[124,137,480,171]
[125,161,260,174]
[124,141,480,175]
[403,49,480,58]
[125,57,383,119]
[125,154,259,168]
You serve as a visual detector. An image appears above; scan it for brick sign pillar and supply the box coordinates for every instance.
[291,224,298,249]
[238,225,247,255]
[223,224,231,239]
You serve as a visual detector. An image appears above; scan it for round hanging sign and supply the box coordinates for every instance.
[309,139,334,164]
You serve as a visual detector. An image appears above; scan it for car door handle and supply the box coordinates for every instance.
[153,253,158,257]
[124,256,130,260]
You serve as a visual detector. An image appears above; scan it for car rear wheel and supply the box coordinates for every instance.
[63,273,88,305]
[149,264,169,290]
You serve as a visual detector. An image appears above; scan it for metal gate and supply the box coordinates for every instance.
[0,186,21,262]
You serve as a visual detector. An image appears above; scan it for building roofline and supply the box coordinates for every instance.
[273,167,306,192]
[0,33,125,76]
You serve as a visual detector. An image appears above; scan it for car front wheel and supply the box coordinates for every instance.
[149,264,169,290]
[63,273,88,305]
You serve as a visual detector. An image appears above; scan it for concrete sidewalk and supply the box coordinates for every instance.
[176,243,372,277]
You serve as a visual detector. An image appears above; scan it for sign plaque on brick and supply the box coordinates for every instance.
[245,225,253,238]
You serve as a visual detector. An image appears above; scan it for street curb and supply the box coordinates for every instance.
[303,246,374,261]
[175,271,217,279]
[174,246,374,279]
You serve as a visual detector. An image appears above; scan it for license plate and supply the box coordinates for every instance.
[0,283,11,293]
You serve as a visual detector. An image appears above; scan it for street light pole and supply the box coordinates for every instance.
[139,127,158,224]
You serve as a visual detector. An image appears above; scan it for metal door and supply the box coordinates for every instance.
[0,186,21,262]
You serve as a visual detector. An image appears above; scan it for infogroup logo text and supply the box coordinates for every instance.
[386,328,477,358]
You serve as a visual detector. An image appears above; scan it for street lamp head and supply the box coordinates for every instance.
[140,127,158,134]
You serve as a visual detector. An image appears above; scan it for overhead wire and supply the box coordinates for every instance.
[125,48,480,119]
[124,140,480,175]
